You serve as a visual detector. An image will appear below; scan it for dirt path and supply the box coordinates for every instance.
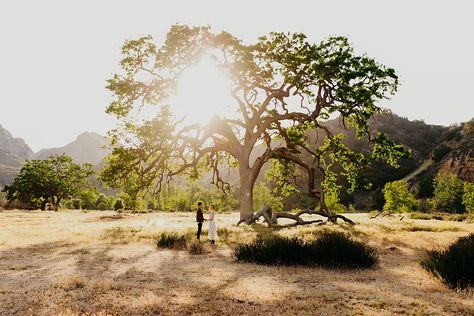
[0,210,473,315]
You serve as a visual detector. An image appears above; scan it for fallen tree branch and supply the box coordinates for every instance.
[237,205,354,226]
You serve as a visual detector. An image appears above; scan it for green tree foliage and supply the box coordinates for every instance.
[79,189,99,210]
[463,182,474,213]
[95,193,115,210]
[324,191,347,214]
[156,183,237,212]
[2,154,93,211]
[105,25,407,222]
[253,183,283,212]
[433,173,464,213]
[99,106,178,210]
[383,180,418,212]
[114,198,124,211]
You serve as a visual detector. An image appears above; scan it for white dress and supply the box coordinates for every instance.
[208,211,218,241]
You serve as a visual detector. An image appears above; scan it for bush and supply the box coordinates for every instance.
[383,180,418,212]
[463,182,474,213]
[156,232,187,249]
[188,240,206,255]
[433,173,464,213]
[234,231,378,269]
[421,233,474,289]
[410,212,472,222]
[325,192,347,213]
[64,198,81,210]
[114,198,124,211]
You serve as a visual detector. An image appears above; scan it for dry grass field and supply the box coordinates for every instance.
[0,210,473,315]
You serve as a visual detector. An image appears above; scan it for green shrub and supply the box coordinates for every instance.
[383,180,418,212]
[433,173,464,213]
[410,212,472,222]
[325,192,347,213]
[65,198,81,209]
[114,198,124,211]
[234,231,378,269]
[462,182,474,213]
[418,199,435,213]
[421,233,474,289]
[156,232,187,249]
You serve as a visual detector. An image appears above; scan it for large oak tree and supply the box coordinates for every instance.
[104,25,407,223]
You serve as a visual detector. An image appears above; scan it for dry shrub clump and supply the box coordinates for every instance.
[57,275,86,291]
[156,232,188,249]
[421,233,474,290]
[188,240,207,255]
[234,231,378,269]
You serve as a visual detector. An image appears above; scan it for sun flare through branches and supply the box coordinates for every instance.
[168,55,234,126]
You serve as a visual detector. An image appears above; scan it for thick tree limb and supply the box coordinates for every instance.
[237,205,354,226]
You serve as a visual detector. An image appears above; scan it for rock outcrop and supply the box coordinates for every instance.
[0,124,33,160]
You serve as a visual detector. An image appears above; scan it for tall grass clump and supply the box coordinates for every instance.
[156,232,187,249]
[421,233,474,290]
[234,231,378,269]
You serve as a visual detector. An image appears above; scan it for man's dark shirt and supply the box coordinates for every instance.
[196,208,204,223]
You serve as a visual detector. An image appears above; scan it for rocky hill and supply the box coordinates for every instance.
[34,132,109,165]
[0,128,109,186]
[0,125,34,185]
[0,124,33,160]
[408,119,474,198]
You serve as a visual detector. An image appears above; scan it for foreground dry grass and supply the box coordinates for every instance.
[0,210,473,315]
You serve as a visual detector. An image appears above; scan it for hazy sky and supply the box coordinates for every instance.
[0,0,473,151]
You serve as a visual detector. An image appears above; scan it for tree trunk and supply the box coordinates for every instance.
[239,174,254,221]
[308,167,316,196]
[53,197,60,212]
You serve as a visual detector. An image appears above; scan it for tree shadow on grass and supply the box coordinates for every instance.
[0,235,473,315]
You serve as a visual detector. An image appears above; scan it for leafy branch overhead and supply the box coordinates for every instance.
[104,24,409,223]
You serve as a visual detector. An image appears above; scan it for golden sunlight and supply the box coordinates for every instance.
[169,55,234,126]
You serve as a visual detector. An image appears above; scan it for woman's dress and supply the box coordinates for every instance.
[208,211,218,241]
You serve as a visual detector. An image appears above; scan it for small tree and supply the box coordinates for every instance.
[463,182,474,213]
[79,189,99,210]
[95,193,114,210]
[3,154,93,211]
[433,173,464,213]
[383,180,417,212]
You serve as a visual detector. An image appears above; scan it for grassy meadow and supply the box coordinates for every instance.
[0,210,473,315]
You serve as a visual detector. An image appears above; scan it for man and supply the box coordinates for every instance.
[196,201,204,240]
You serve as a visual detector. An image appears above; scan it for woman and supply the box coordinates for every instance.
[207,204,218,244]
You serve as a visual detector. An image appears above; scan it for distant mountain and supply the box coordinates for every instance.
[0,124,34,160]
[408,119,474,198]
[0,128,109,186]
[0,124,34,185]
[34,132,109,165]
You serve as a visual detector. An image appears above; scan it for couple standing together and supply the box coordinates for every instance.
[196,202,218,244]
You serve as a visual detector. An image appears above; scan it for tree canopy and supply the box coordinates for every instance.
[104,25,408,223]
[3,154,93,211]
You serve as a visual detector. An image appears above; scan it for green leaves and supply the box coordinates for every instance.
[2,154,93,210]
[105,24,407,216]
[383,180,418,212]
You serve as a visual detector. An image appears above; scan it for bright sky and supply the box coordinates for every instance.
[0,0,473,151]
